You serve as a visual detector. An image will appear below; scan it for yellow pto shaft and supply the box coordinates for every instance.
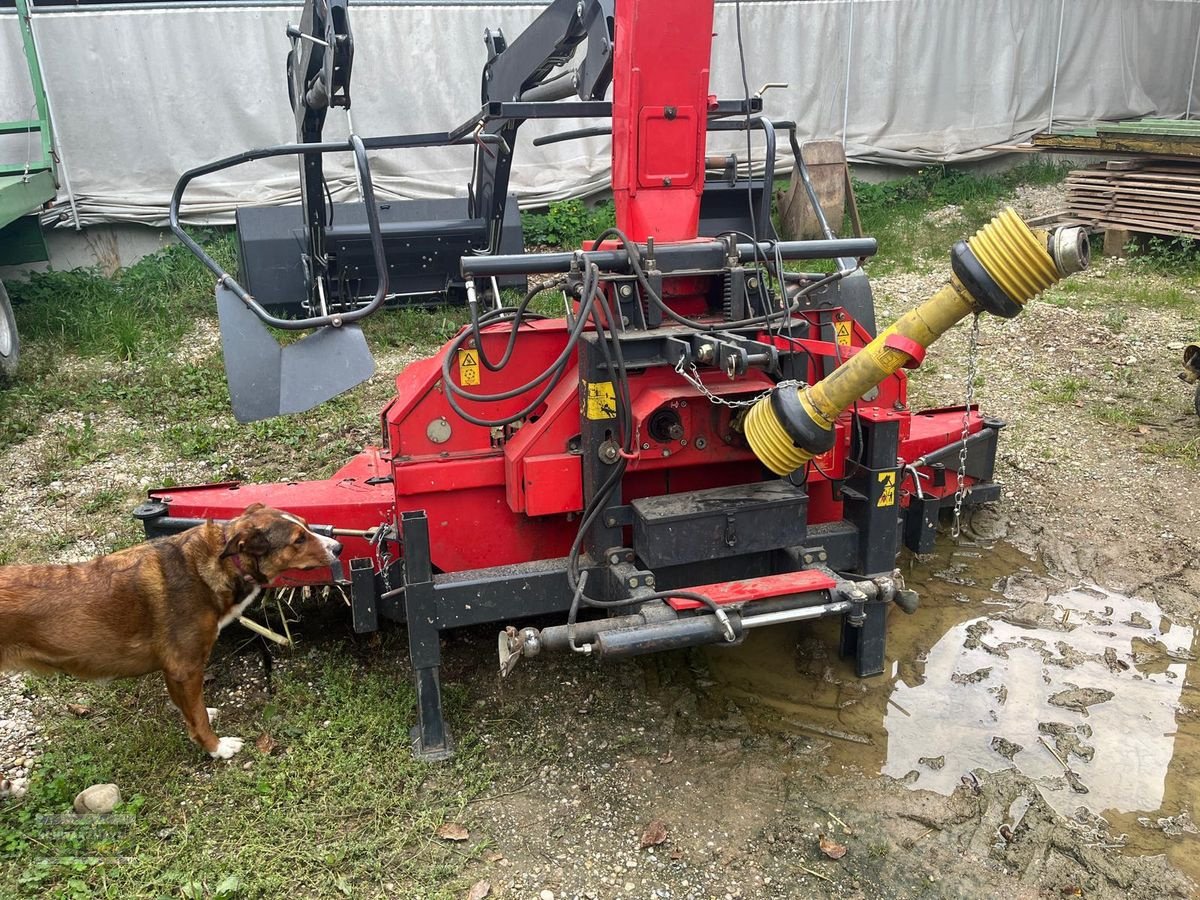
[745,208,1090,475]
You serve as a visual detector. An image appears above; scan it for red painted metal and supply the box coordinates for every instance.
[667,570,839,610]
[611,0,715,241]
[149,0,1002,604]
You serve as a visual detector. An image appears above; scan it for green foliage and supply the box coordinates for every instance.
[521,198,616,248]
[7,230,234,361]
[1125,235,1200,280]
[850,161,1074,274]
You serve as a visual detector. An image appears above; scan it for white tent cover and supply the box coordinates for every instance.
[1,0,1198,228]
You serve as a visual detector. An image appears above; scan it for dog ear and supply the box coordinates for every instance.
[242,502,266,515]
[220,525,272,559]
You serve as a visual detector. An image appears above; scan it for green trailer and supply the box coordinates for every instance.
[1,0,59,377]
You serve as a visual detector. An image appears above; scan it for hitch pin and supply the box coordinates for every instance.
[286,24,330,48]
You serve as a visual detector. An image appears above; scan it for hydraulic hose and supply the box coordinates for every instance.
[744,208,1090,475]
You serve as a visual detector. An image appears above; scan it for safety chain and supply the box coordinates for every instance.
[674,357,802,408]
[370,523,396,592]
[952,313,982,539]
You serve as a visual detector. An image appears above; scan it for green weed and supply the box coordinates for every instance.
[521,198,616,248]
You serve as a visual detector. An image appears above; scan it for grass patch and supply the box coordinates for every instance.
[852,160,1072,275]
[1032,375,1087,405]
[0,633,526,899]
[7,233,233,361]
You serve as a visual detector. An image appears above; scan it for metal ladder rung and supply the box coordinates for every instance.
[0,120,43,135]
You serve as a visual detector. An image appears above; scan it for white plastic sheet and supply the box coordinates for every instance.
[1,0,1198,228]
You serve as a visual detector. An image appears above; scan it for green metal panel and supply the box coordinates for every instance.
[0,0,57,234]
[11,0,55,176]
[0,213,49,266]
[0,171,55,232]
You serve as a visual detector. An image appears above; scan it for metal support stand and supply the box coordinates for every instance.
[401,510,454,761]
[839,414,900,675]
[840,599,888,677]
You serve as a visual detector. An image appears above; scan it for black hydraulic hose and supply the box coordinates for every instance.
[441,268,600,427]
[471,280,566,373]
[591,227,853,332]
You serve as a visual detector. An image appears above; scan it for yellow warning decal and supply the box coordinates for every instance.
[877,471,896,507]
[834,320,852,346]
[866,324,907,371]
[584,380,617,420]
[457,349,480,386]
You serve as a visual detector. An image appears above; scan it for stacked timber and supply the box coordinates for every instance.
[1063,161,1200,239]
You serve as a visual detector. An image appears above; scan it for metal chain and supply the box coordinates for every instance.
[370,523,395,592]
[674,357,802,408]
[952,313,982,539]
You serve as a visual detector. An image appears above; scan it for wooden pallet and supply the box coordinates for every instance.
[1033,117,1200,158]
[1063,160,1200,240]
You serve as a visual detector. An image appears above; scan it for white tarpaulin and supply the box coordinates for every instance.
[2,0,1199,228]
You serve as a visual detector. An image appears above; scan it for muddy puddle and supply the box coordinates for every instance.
[701,539,1200,880]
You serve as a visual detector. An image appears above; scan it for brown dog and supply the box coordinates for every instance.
[0,504,342,758]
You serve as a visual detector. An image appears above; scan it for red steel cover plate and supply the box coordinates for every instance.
[666,569,838,610]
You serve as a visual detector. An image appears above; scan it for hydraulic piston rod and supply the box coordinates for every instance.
[744,209,1090,475]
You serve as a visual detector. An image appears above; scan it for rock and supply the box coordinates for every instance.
[951,666,992,685]
[990,736,1023,761]
[919,755,945,771]
[1047,686,1114,715]
[74,783,121,815]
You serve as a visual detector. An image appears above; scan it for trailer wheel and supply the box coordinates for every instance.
[0,280,18,378]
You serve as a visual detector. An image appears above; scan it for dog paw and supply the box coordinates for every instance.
[209,736,244,759]
[206,707,220,723]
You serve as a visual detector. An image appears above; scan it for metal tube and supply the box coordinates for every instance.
[537,613,647,651]
[22,0,81,230]
[460,237,877,278]
[1047,0,1067,134]
[1188,19,1200,120]
[740,600,852,629]
[841,0,854,147]
[593,613,745,659]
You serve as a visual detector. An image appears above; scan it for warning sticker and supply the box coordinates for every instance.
[457,349,480,386]
[584,380,617,420]
[866,325,907,371]
[877,471,897,507]
[834,320,852,346]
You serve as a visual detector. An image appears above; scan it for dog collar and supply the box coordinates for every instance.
[228,553,260,586]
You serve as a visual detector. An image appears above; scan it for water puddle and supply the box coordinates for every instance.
[702,540,1200,880]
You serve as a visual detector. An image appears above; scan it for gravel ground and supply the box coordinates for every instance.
[0,674,41,799]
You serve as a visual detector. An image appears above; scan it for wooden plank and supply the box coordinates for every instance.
[1031,132,1200,157]
[1071,211,1200,233]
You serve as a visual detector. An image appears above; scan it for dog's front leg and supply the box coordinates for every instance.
[164,669,243,759]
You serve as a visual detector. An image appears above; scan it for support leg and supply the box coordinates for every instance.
[839,600,888,677]
[401,510,454,761]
